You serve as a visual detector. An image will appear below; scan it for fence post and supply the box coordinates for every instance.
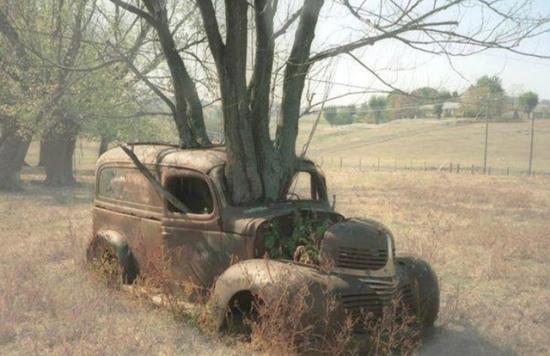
[339,157,343,169]
[449,162,453,173]
[457,163,460,174]
[471,164,474,174]
[488,166,491,175]
[410,159,413,170]
[507,167,510,176]
[424,161,427,171]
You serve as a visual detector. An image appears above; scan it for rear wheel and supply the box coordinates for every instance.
[87,236,137,286]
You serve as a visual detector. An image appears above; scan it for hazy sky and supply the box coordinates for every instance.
[305,0,550,104]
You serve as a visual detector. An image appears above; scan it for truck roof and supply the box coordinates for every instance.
[97,144,317,174]
[97,144,227,173]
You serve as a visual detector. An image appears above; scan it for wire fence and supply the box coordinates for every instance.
[315,156,550,177]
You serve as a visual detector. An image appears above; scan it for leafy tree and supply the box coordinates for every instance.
[433,104,443,120]
[518,91,539,116]
[356,102,369,122]
[0,0,184,188]
[461,75,506,118]
[476,75,504,95]
[323,106,338,126]
[387,91,416,120]
[337,104,356,125]
[368,96,387,124]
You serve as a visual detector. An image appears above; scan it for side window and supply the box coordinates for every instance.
[287,171,316,200]
[98,167,162,207]
[165,176,214,214]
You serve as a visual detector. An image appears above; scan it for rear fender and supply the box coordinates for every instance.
[87,230,136,279]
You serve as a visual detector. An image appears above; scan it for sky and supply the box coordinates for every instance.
[299,0,550,104]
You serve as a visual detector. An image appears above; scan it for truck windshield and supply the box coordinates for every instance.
[283,170,324,202]
[210,165,327,205]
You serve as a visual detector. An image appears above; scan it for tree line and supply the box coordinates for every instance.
[323,76,544,126]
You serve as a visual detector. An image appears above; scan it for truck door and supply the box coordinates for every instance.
[160,168,227,288]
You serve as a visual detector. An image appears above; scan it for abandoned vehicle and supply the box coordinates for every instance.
[88,143,439,334]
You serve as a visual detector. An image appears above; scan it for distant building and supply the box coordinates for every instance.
[534,103,550,119]
[442,102,460,117]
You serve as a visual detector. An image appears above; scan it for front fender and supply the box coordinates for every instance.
[210,259,347,330]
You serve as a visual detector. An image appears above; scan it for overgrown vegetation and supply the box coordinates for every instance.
[2,153,549,354]
[263,213,332,264]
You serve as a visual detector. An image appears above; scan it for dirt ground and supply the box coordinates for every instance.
[1,167,549,355]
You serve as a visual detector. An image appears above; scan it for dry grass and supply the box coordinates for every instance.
[1,129,549,355]
[0,181,241,355]
[326,169,550,355]
[2,169,548,355]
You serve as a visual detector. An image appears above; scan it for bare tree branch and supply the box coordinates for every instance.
[110,0,156,26]
[273,6,302,39]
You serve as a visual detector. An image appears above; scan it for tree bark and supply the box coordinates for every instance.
[271,0,324,199]
[98,135,110,156]
[37,139,47,166]
[220,0,263,203]
[41,118,79,186]
[249,0,279,201]
[42,137,77,186]
[0,132,31,190]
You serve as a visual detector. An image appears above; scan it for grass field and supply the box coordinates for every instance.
[1,120,549,355]
[298,117,550,174]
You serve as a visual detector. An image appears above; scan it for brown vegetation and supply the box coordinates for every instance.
[1,163,548,354]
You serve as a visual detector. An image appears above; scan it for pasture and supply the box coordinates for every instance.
[1,120,549,355]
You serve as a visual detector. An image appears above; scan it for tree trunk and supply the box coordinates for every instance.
[98,136,110,156]
[0,132,31,190]
[152,5,210,147]
[42,136,77,186]
[37,139,47,166]
[220,0,263,203]
[42,117,79,186]
[197,0,324,204]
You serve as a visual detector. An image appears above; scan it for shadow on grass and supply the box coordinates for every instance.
[8,174,94,207]
[422,323,516,356]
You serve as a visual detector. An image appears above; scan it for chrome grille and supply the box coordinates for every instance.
[337,246,388,270]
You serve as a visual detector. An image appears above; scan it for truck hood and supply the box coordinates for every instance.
[221,202,342,236]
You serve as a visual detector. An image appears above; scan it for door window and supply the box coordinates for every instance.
[165,176,214,214]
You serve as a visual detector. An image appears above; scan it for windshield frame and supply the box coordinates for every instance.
[208,160,329,208]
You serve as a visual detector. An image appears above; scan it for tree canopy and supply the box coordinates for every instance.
[519,92,539,115]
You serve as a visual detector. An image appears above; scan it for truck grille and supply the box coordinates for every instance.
[336,246,388,270]
[398,282,416,310]
[340,278,397,320]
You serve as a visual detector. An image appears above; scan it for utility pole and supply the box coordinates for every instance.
[528,111,536,176]
[483,95,490,174]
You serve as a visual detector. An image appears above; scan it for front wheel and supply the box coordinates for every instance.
[396,256,439,330]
